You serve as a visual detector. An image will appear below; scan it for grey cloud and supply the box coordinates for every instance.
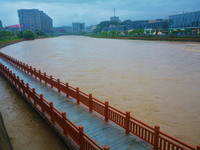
[0,0,200,27]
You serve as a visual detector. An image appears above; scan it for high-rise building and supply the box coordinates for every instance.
[18,9,53,33]
[0,20,2,28]
[72,22,85,33]
[169,11,200,28]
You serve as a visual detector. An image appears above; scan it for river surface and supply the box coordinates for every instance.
[0,36,200,148]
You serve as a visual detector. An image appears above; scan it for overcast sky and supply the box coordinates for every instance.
[0,0,200,27]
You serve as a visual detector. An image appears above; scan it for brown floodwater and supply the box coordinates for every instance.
[0,36,200,147]
[0,75,69,150]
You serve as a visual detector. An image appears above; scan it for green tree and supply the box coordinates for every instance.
[138,29,144,35]
[170,29,175,35]
[23,30,34,40]
[36,31,48,37]
[93,21,122,33]
[145,30,150,35]
[151,30,155,34]
[17,31,24,38]
[124,31,129,35]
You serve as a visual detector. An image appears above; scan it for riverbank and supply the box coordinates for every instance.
[0,39,25,49]
[88,35,200,42]
[0,112,13,150]
[0,36,57,49]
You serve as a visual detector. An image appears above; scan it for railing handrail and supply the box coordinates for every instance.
[0,61,106,150]
[0,51,198,150]
[159,131,196,150]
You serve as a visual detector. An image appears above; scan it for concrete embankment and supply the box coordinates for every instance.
[0,39,25,49]
[90,36,200,42]
[0,112,13,150]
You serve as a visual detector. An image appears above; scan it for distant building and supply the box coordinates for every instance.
[110,8,120,22]
[64,26,73,33]
[53,26,73,34]
[72,22,85,33]
[125,20,148,30]
[110,16,120,22]
[142,20,169,30]
[169,11,200,29]
[103,25,126,32]
[18,9,53,33]
[6,25,20,33]
[0,20,2,28]
[86,25,96,33]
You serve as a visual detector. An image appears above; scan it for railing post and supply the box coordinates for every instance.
[32,88,36,104]
[26,64,28,74]
[105,101,109,122]
[30,66,32,76]
[153,125,160,150]
[50,75,53,88]
[197,145,200,150]
[49,102,54,123]
[13,73,16,85]
[44,72,47,84]
[40,94,44,113]
[62,112,67,135]
[66,82,69,98]
[21,79,25,95]
[126,111,130,134]
[7,68,9,76]
[89,94,93,112]
[79,126,84,150]
[17,76,20,89]
[21,61,23,70]
[34,68,36,78]
[57,78,60,93]
[26,83,30,99]
[10,70,12,81]
[39,70,41,81]
[76,87,80,104]
[104,146,110,150]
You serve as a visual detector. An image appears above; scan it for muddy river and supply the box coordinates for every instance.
[0,36,200,148]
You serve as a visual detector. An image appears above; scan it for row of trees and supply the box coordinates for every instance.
[93,20,131,33]
[17,30,35,39]
[93,20,199,37]
[92,27,199,38]
[93,28,160,37]
[0,30,50,43]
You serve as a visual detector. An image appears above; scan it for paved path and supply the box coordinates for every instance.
[0,58,152,150]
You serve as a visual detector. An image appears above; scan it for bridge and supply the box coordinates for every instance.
[0,50,199,150]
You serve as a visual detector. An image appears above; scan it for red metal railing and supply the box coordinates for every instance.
[0,62,109,150]
[0,52,200,150]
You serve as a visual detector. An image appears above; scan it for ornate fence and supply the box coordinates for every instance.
[0,61,109,150]
[0,52,199,150]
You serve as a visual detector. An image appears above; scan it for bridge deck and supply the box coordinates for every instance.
[0,58,152,150]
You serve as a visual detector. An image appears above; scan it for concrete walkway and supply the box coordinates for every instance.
[0,58,152,150]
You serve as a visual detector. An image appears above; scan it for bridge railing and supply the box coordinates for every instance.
[0,62,109,150]
[0,52,199,150]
